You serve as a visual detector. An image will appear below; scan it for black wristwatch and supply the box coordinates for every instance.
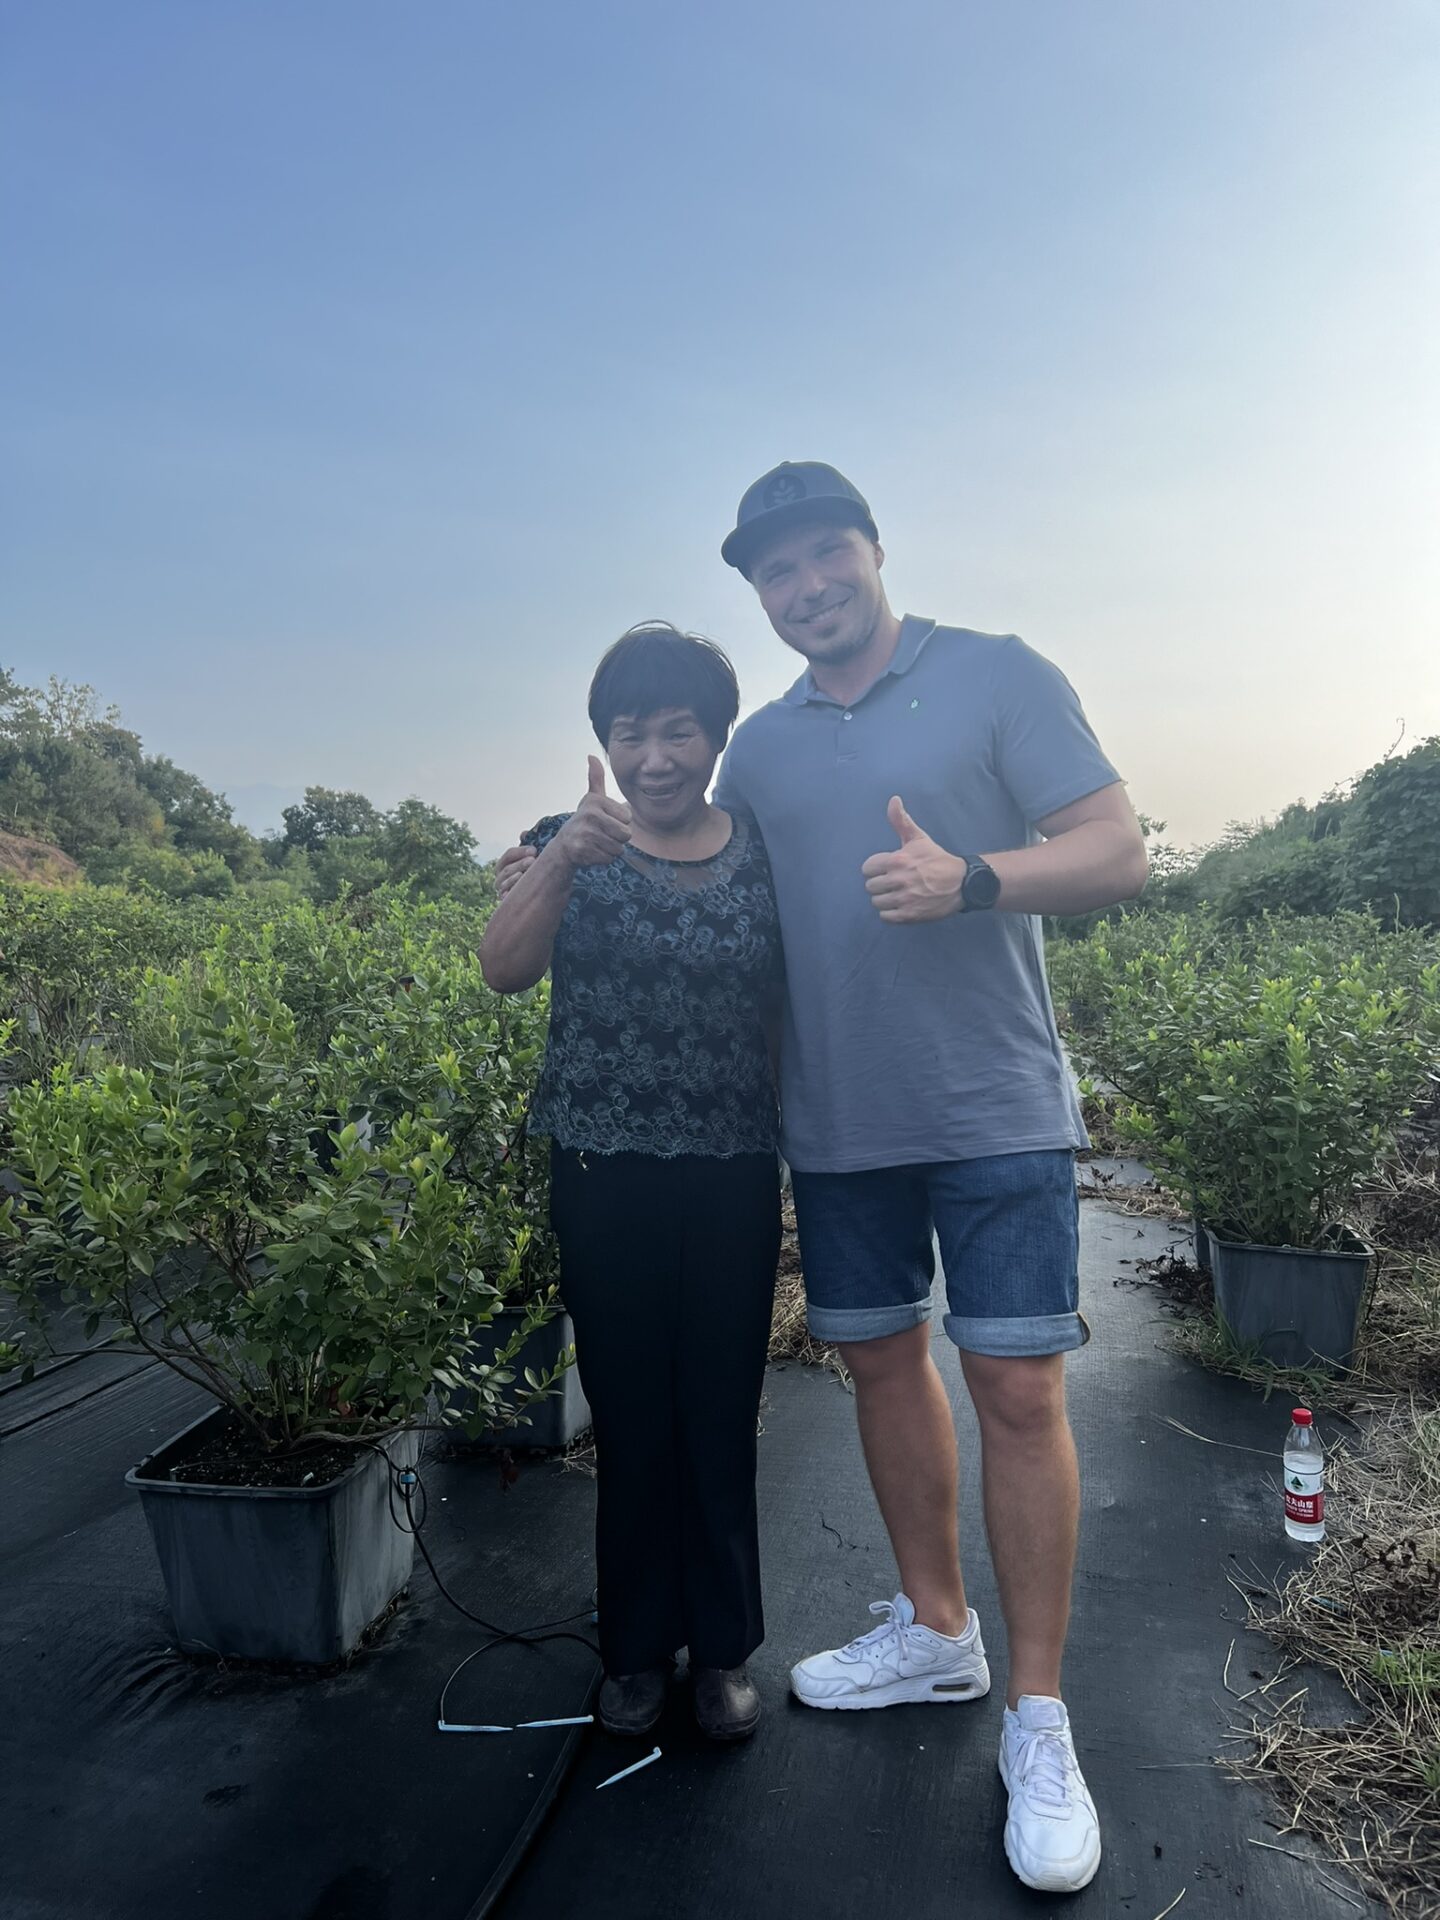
[957,853,1002,912]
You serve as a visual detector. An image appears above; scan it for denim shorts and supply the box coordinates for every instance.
[790,1150,1086,1357]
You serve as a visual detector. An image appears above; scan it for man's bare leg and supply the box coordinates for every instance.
[959,1350,1078,1706]
[838,1322,969,1636]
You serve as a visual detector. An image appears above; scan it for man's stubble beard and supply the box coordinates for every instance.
[780,601,883,668]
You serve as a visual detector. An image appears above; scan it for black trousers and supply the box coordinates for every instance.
[549,1145,781,1675]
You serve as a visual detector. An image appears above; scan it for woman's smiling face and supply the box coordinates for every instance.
[605,706,719,828]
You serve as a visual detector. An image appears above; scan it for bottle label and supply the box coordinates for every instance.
[1284,1466,1324,1525]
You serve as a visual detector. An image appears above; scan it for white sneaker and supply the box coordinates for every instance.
[789,1593,990,1710]
[998,1695,1102,1892]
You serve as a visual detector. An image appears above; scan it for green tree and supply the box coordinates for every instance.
[281,786,382,853]
[378,797,479,896]
[311,836,389,902]
[1342,738,1440,929]
[84,841,237,900]
[1214,836,1345,923]
[0,671,158,855]
[139,756,257,873]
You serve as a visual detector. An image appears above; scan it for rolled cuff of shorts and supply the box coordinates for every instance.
[943,1309,1089,1358]
[807,1297,931,1344]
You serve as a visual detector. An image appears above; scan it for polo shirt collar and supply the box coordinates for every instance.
[781,615,940,707]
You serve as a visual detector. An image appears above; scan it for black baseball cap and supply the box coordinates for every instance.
[721,461,879,576]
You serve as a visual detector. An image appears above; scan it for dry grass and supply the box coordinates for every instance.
[1115,1148,1440,1911]
[1225,1400,1440,1917]
[1348,1256,1440,1402]
[1157,1257,1440,1414]
[1131,1239,1440,1414]
[1362,1158,1440,1265]
[1351,1125,1440,1405]
[1078,1173,1188,1222]
[558,1431,597,1478]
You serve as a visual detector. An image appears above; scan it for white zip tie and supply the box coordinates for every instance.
[596,1745,661,1789]
[437,1720,513,1734]
[515,1716,595,1729]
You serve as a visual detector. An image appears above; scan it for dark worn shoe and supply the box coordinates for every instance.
[693,1663,761,1741]
[598,1667,669,1737]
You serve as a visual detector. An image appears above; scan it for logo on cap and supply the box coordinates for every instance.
[761,472,806,509]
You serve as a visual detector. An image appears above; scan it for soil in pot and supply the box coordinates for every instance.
[162,1424,361,1489]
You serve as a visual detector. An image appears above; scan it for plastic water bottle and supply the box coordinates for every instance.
[1283,1408,1325,1543]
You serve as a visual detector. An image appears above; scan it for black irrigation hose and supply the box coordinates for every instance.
[460,1719,592,1920]
[374,1446,603,1919]
[383,1453,601,1659]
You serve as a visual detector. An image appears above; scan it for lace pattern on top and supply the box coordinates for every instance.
[523,810,782,1159]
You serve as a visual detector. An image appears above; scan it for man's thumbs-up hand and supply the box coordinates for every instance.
[888,796,924,845]
[861,796,969,923]
[553,755,633,871]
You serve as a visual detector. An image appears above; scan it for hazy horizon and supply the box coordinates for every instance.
[5,2,1437,863]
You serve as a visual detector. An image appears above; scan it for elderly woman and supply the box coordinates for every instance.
[480,622,782,1743]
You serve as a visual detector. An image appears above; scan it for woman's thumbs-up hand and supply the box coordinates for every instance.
[553,756,634,871]
[860,796,968,923]
[493,758,633,902]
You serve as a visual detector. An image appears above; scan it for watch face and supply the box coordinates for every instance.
[964,861,1002,909]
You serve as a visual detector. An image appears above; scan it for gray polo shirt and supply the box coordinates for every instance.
[713,617,1121,1173]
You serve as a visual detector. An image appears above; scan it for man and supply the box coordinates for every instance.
[499,463,1145,1894]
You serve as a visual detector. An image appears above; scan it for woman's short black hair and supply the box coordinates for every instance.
[588,622,741,750]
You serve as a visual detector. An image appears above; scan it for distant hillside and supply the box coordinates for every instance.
[0,665,490,906]
[0,829,80,888]
[1066,734,1440,937]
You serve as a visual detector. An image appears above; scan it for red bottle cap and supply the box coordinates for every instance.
[1292,1409,1313,1425]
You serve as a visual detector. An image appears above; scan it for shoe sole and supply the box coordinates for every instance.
[598,1697,666,1738]
[789,1664,991,1710]
[598,1711,664,1737]
[696,1712,761,1742]
[997,1748,1101,1892]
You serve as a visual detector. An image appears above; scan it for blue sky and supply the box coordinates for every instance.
[4,1,1437,856]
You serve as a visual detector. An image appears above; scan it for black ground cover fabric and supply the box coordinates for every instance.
[495,1207,1364,1920]
[1,1203,1362,1920]
[1,1365,600,1920]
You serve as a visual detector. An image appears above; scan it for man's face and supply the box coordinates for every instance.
[747,520,886,666]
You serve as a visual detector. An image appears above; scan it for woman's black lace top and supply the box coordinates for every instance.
[524,810,782,1158]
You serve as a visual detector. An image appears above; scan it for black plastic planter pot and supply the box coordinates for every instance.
[1207,1227,1372,1370]
[448,1307,590,1451]
[127,1408,419,1665]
